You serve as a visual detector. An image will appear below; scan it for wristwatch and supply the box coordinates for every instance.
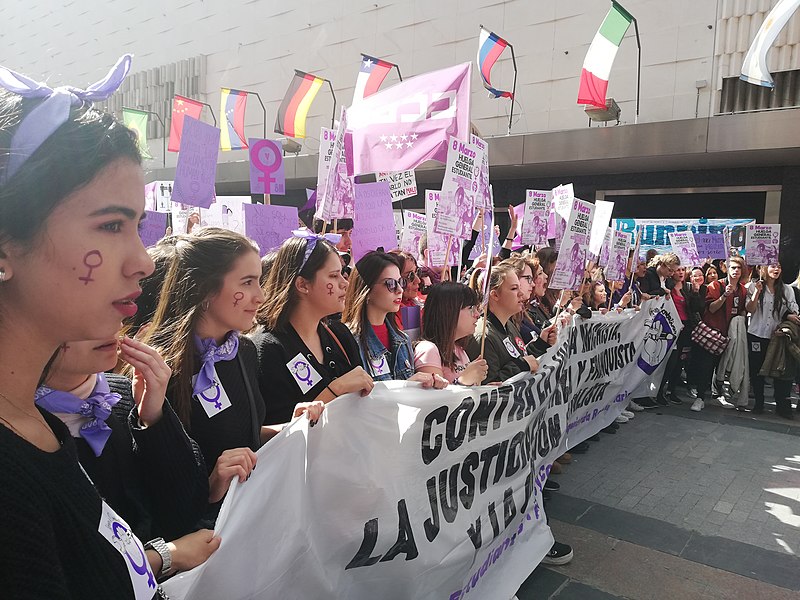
[145,537,172,576]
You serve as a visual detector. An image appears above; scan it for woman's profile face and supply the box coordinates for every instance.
[2,159,154,343]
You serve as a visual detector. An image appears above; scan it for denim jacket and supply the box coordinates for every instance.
[357,318,415,381]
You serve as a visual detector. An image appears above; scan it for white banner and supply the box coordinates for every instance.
[164,300,680,600]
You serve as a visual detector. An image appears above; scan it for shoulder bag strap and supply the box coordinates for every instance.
[321,322,352,367]
[236,352,262,450]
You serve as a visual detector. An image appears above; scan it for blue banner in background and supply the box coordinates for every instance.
[614,218,754,258]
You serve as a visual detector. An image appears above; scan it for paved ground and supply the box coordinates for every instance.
[516,389,800,599]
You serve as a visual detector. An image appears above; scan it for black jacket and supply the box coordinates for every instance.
[639,266,675,297]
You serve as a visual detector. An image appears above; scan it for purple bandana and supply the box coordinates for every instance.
[0,54,132,184]
[35,373,121,457]
[291,229,342,271]
[194,331,239,395]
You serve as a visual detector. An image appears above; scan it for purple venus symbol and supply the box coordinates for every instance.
[252,140,281,193]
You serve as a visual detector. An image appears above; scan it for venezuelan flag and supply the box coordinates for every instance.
[274,70,324,139]
[220,88,248,151]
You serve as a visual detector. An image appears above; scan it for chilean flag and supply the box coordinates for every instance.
[352,54,394,104]
[477,28,513,99]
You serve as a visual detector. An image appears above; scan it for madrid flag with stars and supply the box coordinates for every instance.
[345,62,472,176]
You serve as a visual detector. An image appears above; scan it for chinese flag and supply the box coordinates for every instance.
[168,95,204,152]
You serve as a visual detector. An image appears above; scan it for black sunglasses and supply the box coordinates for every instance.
[381,277,406,293]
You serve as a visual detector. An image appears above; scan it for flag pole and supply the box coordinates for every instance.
[125,107,167,168]
[230,88,267,139]
[394,64,404,82]
[507,42,518,135]
[613,1,640,124]
[324,79,337,129]
[195,101,217,127]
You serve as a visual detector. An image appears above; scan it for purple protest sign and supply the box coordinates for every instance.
[550,199,595,291]
[242,203,298,256]
[693,233,727,260]
[171,117,219,209]
[668,231,701,267]
[352,182,398,262]
[138,211,168,248]
[745,224,780,265]
[469,210,501,260]
[605,230,632,281]
[248,138,285,195]
[521,190,550,247]
[425,190,461,268]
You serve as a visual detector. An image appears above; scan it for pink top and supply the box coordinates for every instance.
[414,340,470,384]
[672,289,688,321]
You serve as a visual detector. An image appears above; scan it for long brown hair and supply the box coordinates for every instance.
[758,263,788,320]
[420,282,478,368]
[255,235,338,332]
[342,251,404,351]
[138,227,259,427]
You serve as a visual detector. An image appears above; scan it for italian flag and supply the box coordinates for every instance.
[578,2,633,108]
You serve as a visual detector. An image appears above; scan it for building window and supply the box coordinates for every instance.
[719,69,800,114]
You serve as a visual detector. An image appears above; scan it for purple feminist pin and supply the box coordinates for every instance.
[292,359,314,388]
[198,384,223,410]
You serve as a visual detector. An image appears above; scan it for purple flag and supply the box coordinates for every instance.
[171,117,219,209]
[352,182,397,262]
[248,138,285,195]
[242,203,298,256]
[139,210,168,248]
[345,63,472,176]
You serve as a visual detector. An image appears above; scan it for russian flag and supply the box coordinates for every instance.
[477,28,513,99]
[352,54,394,104]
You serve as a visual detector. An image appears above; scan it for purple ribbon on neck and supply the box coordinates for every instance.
[292,229,342,271]
[35,373,121,457]
[194,331,239,395]
[0,54,133,183]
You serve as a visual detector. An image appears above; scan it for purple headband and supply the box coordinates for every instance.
[0,54,133,184]
[292,229,342,271]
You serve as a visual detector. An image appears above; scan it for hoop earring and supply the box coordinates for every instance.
[0,269,5,282]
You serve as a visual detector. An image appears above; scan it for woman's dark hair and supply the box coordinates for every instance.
[342,251,404,352]
[256,235,338,332]
[536,247,559,314]
[0,89,141,251]
[128,235,183,333]
[420,282,478,368]
[138,227,260,427]
[758,263,788,320]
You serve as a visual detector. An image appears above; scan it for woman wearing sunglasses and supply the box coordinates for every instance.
[343,251,447,387]
[389,250,423,330]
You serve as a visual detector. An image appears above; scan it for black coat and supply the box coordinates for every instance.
[639,266,675,296]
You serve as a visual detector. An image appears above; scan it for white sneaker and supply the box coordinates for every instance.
[688,387,698,399]
[628,401,645,412]
[621,410,634,419]
[615,414,629,423]
[690,399,704,412]
[717,397,735,409]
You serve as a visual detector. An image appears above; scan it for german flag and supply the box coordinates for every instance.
[274,70,324,139]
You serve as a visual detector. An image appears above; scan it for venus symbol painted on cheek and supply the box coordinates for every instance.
[327,283,334,295]
[78,250,103,285]
[233,292,244,307]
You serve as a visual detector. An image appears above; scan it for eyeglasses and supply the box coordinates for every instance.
[381,277,406,293]
[519,275,533,284]
[402,270,419,283]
